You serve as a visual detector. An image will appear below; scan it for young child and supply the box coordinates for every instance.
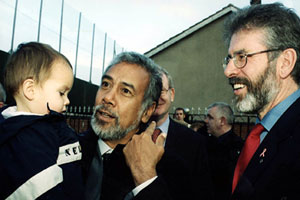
[0,42,84,199]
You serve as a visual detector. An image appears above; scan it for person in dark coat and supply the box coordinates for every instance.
[204,102,243,200]
[142,66,214,199]
[79,51,169,200]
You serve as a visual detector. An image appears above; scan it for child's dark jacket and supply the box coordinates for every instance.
[0,106,84,199]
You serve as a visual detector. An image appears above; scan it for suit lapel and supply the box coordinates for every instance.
[164,119,181,150]
[234,97,300,195]
[241,130,281,186]
[158,119,189,175]
[84,144,104,200]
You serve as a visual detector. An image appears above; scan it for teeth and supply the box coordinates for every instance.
[233,84,245,90]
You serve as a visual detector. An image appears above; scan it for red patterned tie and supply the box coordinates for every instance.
[152,128,162,143]
[232,123,265,193]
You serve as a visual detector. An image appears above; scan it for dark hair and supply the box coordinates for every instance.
[104,51,162,111]
[175,107,185,114]
[4,42,72,96]
[224,3,300,85]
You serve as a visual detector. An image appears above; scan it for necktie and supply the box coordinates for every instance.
[101,152,112,200]
[152,128,162,143]
[232,123,264,193]
[102,152,111,172]
[102,152,111,162]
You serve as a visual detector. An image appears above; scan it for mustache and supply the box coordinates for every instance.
[94,104,117,118]
[228,77,250,86]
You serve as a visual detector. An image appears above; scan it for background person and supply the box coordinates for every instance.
[204,102,243,200]
[223,3,300,199]
[136,66,213,199]
[174,107,191,127]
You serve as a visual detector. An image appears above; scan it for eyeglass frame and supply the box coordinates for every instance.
[222,48,283,70]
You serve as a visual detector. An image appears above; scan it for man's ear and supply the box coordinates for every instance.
[22,78,35,101]
[278,48,297,79]
[170,88,175,102]
[141,102,156,123]
[220,116,226,126]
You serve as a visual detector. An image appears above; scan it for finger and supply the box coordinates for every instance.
[144,121,156,136]
[156,132,166,146]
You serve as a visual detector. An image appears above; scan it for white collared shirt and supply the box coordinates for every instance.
[157,116,170,136]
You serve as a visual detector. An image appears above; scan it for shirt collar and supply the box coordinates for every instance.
[157,116,169,135]
[98,138,113,156]
[257,89,300,131]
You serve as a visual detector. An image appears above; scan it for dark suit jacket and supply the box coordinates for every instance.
[135,118,213,200]
[80,118,213,200]
[232,97,300,200]
[206,130,244,200]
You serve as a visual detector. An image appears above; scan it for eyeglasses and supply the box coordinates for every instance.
[223,49,282,70]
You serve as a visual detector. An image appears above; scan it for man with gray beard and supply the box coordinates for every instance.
[79,51,174,200]
[223,3,300,200]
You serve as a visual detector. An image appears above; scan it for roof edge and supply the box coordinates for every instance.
[145,4,239,57]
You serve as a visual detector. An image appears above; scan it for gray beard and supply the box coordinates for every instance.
[235,62,279,114]
[90,104,143,140]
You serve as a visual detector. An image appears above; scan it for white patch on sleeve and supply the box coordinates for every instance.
[6,165,63,200]
[56,141,82,165]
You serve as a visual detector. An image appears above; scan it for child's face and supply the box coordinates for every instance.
[35,60,74,114]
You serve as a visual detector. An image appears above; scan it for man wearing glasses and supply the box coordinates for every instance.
[147,67,213,199]
[223,3,300,200]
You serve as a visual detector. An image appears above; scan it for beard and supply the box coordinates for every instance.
[90,104,143,140]
[229,62,279,114]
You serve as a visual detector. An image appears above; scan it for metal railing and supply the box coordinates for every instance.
[65,106,93,133]
[66,106,256,138]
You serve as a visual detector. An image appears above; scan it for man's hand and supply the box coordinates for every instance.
[123,121,166,186]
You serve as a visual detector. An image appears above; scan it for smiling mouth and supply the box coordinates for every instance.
[229,78,248,92]
[233,83,246,91]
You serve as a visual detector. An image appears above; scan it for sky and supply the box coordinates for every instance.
[65,0,299,54]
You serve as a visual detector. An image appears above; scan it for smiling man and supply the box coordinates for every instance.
[223,3,300,200]
[79,51,165,200]
[141,67,213,200]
